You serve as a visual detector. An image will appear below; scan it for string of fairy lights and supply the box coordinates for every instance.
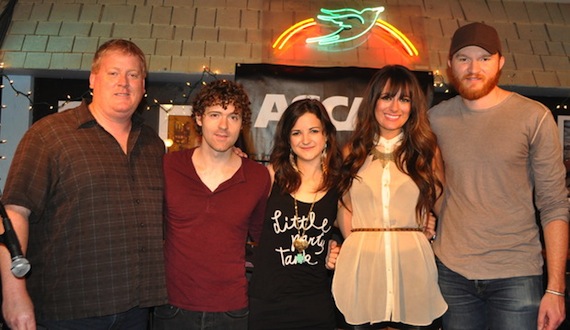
[0,63,34,111]
[144,66,219,113]
[0,65,569,171]
[0,65,221,161]
[0,64,568,134]
[0,63,220,113]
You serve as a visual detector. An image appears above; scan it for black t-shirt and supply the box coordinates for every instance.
[249,184,338,329]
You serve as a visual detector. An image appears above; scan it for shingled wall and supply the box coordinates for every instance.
[0,0,569,88]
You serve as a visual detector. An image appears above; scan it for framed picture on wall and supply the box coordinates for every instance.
[557,115,570,161]
[158,105,200,152]
[57,101,81,112]
[557,116,570,197]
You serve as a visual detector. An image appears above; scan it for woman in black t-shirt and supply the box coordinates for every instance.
[248,99,343,330]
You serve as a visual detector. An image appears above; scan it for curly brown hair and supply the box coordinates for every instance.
[271,99,342,194]
[339,65,442,222]
[191,80,252,134]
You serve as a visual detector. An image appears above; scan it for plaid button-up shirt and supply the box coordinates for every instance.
[3,101,167,320]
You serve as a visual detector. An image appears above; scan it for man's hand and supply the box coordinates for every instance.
[537,292,565,330]
[2,288,36,330]
[1,205,35,329]
[325,240,340,270]
[232,147,247,158]
[424,212,437,241]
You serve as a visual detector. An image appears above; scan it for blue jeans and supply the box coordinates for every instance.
[436,259,542,330]
[152,304,248,330]
[37,307,149,330]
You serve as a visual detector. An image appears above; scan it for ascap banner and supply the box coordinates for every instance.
[235,63,433,162]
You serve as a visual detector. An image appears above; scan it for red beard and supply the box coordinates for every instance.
[447,66,501,101]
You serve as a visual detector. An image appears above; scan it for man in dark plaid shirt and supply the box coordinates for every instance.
[0,39,167,329]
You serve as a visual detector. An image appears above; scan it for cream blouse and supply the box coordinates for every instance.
[332,134,447,326]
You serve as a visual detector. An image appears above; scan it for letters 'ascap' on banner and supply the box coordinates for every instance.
[235,63,433,162]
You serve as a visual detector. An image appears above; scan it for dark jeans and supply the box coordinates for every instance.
[437,259,542,330]
[152,304,248,330]
[37,307,149,330]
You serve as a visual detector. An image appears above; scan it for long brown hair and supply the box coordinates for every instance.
[339,65,441,221]
[271,99,342,194]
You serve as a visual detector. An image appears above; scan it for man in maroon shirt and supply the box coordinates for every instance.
[154,80,270,330]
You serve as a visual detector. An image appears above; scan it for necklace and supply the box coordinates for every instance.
[370,148,394,167]
[292,192,318,264]
[371,133,402,167]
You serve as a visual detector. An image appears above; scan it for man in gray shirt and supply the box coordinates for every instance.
[430,22,568,330]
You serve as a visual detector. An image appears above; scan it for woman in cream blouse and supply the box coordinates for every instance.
[332,65,447,330]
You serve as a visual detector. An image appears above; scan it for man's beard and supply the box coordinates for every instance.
[447,66,501,101]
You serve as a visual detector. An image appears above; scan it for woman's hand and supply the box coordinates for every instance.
[325,240,341,270]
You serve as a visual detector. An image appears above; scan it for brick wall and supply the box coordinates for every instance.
[0,0,569,88]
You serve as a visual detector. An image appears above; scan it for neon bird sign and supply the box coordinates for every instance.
[272,7,419,57]
[305,7,385,45]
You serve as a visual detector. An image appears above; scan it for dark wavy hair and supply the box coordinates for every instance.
[191,80,252,134]
[92,39,147,77]
[339,65,442,221]
[271,99,342,194]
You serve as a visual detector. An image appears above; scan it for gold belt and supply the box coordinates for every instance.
[351,227,422,232]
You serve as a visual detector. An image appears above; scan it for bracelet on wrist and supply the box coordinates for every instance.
[545,289,565,297]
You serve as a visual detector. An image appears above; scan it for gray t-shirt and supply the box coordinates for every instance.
[430,92,569,279]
